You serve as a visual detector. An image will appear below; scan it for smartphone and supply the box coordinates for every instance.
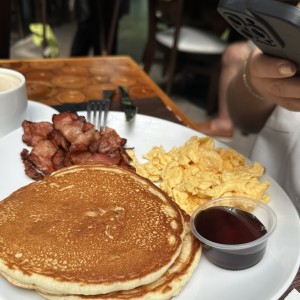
[217,0,300,69]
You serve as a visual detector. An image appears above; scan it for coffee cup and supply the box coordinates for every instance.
[0,68,28,139]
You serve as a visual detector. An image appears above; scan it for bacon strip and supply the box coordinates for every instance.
[21,112,134,180]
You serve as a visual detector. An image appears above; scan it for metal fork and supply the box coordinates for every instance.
[86,90,114,131]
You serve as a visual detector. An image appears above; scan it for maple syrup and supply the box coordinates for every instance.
[193,206,268,270]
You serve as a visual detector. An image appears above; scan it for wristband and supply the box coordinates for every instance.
[242,58,264,100]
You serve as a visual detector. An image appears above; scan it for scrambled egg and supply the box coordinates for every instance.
[128,136,270,215]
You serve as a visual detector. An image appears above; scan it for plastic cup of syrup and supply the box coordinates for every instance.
[190,197,277,270]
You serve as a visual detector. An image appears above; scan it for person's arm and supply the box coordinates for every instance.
[227,46,299,133]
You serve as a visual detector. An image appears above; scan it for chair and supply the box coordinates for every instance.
[142,0,228,114]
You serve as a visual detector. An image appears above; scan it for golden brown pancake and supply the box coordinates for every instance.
[0,165,187,296]
[37,226,201,300]
[2,216,201,300]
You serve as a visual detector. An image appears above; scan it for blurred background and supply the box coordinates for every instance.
[5,0,256,156]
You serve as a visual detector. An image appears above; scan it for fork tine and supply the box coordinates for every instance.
[101,89,114,131]
[102,99,110,131]
[86,99,111,131]
[94,101,102,130]
[86,90,114,131]
[87,101,92,123]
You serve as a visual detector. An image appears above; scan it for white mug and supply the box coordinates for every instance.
[0,68,28,139]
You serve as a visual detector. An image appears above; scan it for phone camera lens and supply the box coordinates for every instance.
[241,29,254,39]
[249,26,267,38]
[224,13,245,28]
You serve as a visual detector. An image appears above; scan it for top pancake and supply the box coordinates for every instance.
[37,225,201,300]
[0,165,186,295]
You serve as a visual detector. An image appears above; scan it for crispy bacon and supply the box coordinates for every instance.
[49,130,69,151]
[21,112,135,180]
[22,120,53,147]
[52,113,95,152]
[96,128,127,153]
[21,149,44,180]
[66,151,121,166]
[52,148,66,170]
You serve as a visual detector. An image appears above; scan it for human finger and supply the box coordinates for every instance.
[254,76,300,111]
[249,47,297,79]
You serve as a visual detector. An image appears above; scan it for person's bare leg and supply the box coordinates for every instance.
[195,41,249,138]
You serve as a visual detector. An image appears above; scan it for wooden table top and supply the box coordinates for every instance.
[0,56,196,129]
[0,55,299,299]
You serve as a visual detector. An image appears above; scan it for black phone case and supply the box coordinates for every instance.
[217,0,300,69]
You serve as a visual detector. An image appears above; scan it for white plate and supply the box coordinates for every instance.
[25,100,59,123]
[0,100,58,143]
[0,109,299,300]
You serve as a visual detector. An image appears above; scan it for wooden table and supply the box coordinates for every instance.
[0,55,299,299]
[0,56,196,129]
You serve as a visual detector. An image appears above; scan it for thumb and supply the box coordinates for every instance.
[251,47,297,78]
[278,62,297,77]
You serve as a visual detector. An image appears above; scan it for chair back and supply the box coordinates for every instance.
[143,0,184,73]
[143,0,228,112]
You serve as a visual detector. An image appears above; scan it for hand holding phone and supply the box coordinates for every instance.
[217,0,300,71]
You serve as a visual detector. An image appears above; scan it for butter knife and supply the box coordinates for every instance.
[119,86,138,121]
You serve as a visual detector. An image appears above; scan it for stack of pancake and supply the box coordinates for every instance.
[0,165,201,299]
